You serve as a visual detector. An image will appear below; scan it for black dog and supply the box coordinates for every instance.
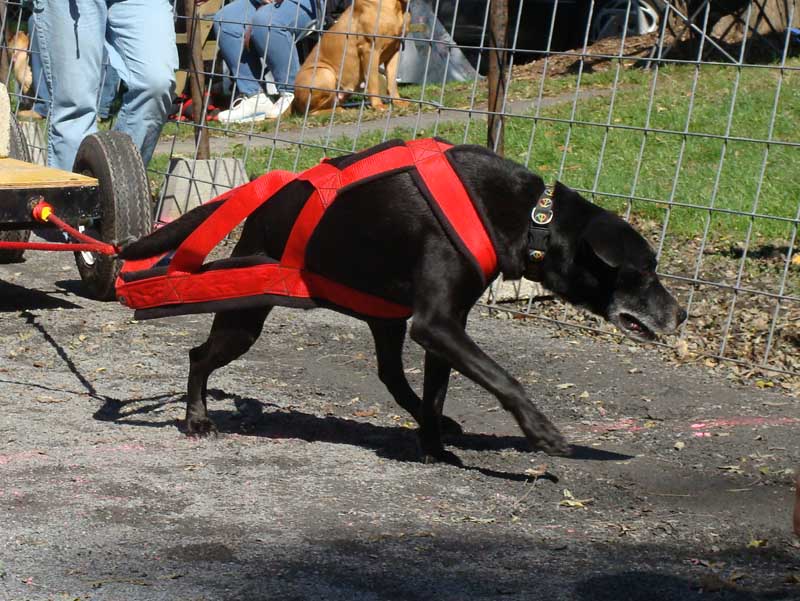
[121,141,685,463]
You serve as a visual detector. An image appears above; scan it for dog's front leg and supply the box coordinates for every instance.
[358,39,387,110]
[383,45,408,108]
[369,320,425,422]
[369,321,462,462]
[410,314,570,456]
[418,350,460,464]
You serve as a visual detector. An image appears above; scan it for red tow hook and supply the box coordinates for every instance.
[0,198,120,255]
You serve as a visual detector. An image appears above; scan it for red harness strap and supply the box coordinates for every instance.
[116,139,498,319]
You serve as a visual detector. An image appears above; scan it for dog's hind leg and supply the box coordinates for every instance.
[185,306,272,436]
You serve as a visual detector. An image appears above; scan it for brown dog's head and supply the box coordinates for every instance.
[526,187,686,342]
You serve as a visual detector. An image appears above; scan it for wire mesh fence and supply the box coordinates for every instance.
[1,0,798,382]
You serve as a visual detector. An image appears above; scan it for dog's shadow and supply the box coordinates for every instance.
[98,389,632,482]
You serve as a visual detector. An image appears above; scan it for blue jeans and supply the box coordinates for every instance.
[213,0,316,96]
[28,15,121,121]
[31,0,178,170]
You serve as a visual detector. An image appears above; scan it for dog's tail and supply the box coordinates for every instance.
[118,200,224,260]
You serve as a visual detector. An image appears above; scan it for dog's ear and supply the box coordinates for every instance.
[582,217,626,268]
[583,215,656,270]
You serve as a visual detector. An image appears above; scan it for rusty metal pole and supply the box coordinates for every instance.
[487,0,508,156]
[185,0,210,160]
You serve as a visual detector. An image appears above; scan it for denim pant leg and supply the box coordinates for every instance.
[32,0,106,170]
[106,0,177,166]
[27,14,49,118]
[213,0,262,97]
[250,0,315,93]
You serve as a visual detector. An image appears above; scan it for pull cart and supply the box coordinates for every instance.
[0,85,152,300]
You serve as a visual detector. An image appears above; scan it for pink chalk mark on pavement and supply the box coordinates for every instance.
[580,415,799,434]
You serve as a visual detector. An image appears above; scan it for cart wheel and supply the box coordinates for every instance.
[73,131,152,300]
[0,114,33,263]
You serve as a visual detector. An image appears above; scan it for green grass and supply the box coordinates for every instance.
[151,58,800,243]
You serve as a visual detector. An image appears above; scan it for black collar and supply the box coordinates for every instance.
[527,183,554,263]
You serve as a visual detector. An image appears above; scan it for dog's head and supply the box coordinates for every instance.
[525,189,686,342]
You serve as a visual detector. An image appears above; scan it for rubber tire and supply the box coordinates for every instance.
[0,114,34,263]
[73,131,152,301]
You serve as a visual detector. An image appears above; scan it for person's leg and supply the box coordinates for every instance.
[250,0,315,94]
[212,0,263,98]
[106,0,177,166]
[31,0,106,169]
[27,14,49,119]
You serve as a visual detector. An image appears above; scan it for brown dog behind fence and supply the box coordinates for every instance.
[293,0,409,114]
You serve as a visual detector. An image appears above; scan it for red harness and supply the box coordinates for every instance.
[116,139,497,319]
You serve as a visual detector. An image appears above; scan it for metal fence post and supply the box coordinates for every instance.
[487,0,508,155]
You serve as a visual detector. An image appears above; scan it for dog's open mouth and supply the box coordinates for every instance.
[617,312,657,341]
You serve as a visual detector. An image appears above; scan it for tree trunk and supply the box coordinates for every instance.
[185,0,210,160]
[487,0,508,155]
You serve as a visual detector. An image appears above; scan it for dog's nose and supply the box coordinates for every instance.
[677,307,688,325]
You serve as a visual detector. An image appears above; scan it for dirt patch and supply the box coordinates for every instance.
[1,249,798,600]
[513,33,663,81]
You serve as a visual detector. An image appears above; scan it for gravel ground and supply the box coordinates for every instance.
[1,249,799,601]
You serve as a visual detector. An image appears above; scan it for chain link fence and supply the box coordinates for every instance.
[2,0,798,383]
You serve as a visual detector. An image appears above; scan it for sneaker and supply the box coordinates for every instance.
[217,92,274,124]
[264,92,294,119]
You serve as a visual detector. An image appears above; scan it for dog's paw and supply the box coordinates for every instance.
[417,433,463,466]
[515,404,570,457]
[184,416,218,438]
[370,101,388,112]
[440,415,464,438]
[420,448,463,467]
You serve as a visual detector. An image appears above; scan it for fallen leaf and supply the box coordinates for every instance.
[524,464,548,478]
[353,408,378,418]
[674,441,686,451]
[559,489,593,508]
[463,516,496,524]
[747,539,767,548]
[556,383,575,390]
[35,396,65,404]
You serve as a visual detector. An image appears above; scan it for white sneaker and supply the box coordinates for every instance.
[264,92,294,119]
[217,92,274,124]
